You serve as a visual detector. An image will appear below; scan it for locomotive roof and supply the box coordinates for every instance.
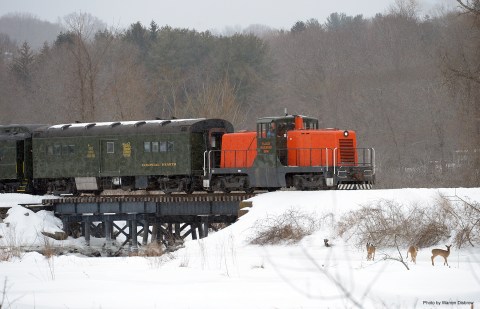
[257,115,318,123]
[0,124,48,140]
[33,118,234,138]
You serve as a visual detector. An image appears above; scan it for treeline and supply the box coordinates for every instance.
[0,1,479,188]
[0,13,271,127]
[268,7,480,187]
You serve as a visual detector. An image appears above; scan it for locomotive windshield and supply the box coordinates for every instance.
[256,115,319,138]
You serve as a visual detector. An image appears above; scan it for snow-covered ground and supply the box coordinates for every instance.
[1,188,479,309]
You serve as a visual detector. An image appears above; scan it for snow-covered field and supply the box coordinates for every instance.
[1,188,479,309]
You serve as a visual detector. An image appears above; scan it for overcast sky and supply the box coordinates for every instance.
[3,0,447,31]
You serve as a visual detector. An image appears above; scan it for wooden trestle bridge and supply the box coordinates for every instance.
[41,193,254,251]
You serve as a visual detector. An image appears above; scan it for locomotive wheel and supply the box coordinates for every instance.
[184,183,194,194]
[220,180,231,194]
[243,179,254,194]
[294,178,304,190]
[244,187,254,194]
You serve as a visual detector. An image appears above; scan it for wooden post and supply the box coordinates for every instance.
[84,217,91,246]
[104,218,112,247]
[191,223,198,240]
[167,223,173,246]
[142,220,149,245]
[151,222,158,243]
[174,223,181,242]
[200,215,209,238]
[130,219,138,252]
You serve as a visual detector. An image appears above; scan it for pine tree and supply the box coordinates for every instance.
[10,41,35,85]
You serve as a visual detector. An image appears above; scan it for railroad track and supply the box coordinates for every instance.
[42,192,257,206]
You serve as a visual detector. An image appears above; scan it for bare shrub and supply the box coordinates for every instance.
[339,194,480,250]
[249,209,319,246]
[439,194,480,248]
[140,242,167,269]
[413,221,449,248]
[0,225,24,261]
[140,242,164,257]
[337,199,450,249]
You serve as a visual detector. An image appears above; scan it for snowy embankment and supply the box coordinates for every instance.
[1,188,479,309]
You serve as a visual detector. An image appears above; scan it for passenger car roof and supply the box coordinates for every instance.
[33,118,234,138]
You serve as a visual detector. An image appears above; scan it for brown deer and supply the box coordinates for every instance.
[406,246,418,264]
[324,239,330,247]
[431,245,451,266]
[366,242,376,261]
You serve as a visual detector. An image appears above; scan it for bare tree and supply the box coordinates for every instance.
[440,2,480,183]
[183,76,247,127]
[60,12,112,121]
[456,0,480,17]
[95,41,153,120]
[389,0,421,19]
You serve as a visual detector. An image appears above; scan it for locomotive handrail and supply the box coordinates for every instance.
[203,150,207,176]
[333,147,375,175]
[333,147,338,174]
[203,150,211,176]
[204,147,375,172]
[205,149,256,170]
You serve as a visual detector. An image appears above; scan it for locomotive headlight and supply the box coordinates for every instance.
[343,130,349,137]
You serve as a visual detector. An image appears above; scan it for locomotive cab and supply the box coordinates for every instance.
[256,115,318,167]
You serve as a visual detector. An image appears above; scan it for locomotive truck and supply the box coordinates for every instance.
[0,114,375,194]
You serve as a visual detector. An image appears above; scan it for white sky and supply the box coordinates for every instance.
[2,0,446,31]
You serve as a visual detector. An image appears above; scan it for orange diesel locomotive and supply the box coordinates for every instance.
[203,114,375,192]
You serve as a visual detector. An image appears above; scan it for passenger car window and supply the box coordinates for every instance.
[107,142,115,154]
[68,145,75,154]
[54,144,61,156]
[144,142,151,153]
[167,141,174,152]
[152,142,159,152]
[160,141,167,152]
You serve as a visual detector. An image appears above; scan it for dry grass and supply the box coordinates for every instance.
[0,225,24,262]
[140,242,164,257]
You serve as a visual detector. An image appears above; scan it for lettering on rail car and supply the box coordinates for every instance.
[87,144,95,158]
[122,142,131,158]
[142,162,177,167]
[260,141,272,153]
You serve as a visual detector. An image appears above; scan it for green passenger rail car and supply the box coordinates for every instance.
[0,124,47,193]
[32,119,233,194]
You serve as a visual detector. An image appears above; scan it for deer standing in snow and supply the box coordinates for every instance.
[431,245,451,266]
[407,246,418,264]
[366,242,376,261]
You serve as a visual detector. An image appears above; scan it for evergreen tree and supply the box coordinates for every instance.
[123,22,150,56]
[55,31,76,47]
[291,21,306,33]
[149,21,159,41]
[10,41,35,85]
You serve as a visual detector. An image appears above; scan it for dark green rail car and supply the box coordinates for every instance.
[0,124,46,192]
[32,119,233,194]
